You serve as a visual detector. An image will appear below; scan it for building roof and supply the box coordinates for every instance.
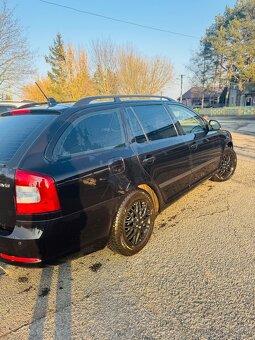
[182,87,222,100]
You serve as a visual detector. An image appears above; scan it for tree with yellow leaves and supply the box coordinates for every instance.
[22,77,52,102]
[23,35,174,102]
[23,34,95,101]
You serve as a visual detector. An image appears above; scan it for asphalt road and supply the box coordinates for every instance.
[0,132,255,339]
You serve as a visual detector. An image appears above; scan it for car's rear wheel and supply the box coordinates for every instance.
[108,190,156,256]
[210,148,237,182]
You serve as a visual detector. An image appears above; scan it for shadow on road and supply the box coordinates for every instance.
[29,262,72,340]
[55,262,72,340]
[235,145,255,152]
[236,152,255,160]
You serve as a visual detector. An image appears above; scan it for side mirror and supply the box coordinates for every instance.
[209,119,221,131]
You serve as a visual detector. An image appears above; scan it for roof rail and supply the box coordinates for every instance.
[75,95,174,106]
[18,100,76,109]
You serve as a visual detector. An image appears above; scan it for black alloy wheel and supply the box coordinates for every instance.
[124,200,151,247]
[108,190,156,256]
[210,148,237,182]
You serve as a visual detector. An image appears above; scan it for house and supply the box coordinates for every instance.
[240,83,255,106]
[223,82,255,107]
[179,87,222,108]
[228,83,241,106]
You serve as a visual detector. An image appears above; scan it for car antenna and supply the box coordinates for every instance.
[35,82,57,107]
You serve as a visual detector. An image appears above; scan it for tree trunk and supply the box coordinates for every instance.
[201,94,204,108]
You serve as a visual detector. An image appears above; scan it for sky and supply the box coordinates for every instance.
[9,0,236,99]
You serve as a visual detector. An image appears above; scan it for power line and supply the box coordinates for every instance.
[39,0,199,39]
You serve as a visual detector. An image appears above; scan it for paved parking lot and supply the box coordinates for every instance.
[0,132,255,340]
[210,116,255,136]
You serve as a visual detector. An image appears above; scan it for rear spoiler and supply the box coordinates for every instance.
[1,108,62,116]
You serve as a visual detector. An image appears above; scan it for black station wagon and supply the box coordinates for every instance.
[0,95,237,264]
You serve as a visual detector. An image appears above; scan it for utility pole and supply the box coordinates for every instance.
[180,74,184,103]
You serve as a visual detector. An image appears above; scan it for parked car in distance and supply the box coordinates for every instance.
[0,95,237,264]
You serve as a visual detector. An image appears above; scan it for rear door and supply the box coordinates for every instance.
[124,103,192,202]
[167,104,223,185]
[49,106,136,245]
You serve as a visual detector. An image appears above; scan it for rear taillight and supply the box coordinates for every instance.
[10,109,31,115]
[15,170,60,214]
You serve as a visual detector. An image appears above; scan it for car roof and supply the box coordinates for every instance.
[75,94,175,106]
[2,95,179,116]
[28,103,72,111]
[0,103,74,117]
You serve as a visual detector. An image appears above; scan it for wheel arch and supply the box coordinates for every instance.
[227,141,233,148]
[137,184,160,213]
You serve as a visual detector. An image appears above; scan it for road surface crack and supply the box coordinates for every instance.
[196,203,230,219]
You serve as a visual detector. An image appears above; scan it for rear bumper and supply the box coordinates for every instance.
[0,220,84,263]
[0,197,120,264]
[0,226,43,262]
[0,213,111,264]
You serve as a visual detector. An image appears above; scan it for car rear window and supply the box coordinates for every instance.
[0,115,57,162]
[53,108,125,159]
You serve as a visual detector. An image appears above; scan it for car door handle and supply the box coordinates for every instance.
[142,155,155,165]
[190,142,198,151]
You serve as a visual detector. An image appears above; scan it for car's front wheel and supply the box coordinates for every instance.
[108,190,156,256]
[210,148,237,182]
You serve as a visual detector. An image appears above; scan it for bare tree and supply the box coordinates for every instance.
[91,40,119,94]
[91,40,174,95]
[118,47,173,94]
[0,0,34,97]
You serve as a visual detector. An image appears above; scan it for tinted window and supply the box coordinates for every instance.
[0,115,56,162]
[168,105,206,134]
[125,108,147,144]
[55,109,125,158]
[131,105,177,141]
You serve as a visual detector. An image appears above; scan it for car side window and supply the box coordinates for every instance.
[168,105,206,134]
[54,109,125,159]
[130,104,177,142]
[125,107,148,144]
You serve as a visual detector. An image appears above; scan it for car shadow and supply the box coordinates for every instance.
[54,262,72,339]
[28,266,54,340]
[28,261,73,340]
[236,151,255,160]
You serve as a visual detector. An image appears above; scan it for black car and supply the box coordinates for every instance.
[0,95,237,264]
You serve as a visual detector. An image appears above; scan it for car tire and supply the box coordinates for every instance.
[108,190,156,256]
[210,148,237,182]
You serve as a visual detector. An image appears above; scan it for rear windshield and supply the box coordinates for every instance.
[0,115,57,162]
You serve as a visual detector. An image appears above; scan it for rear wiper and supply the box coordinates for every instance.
[0,163,6,168]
